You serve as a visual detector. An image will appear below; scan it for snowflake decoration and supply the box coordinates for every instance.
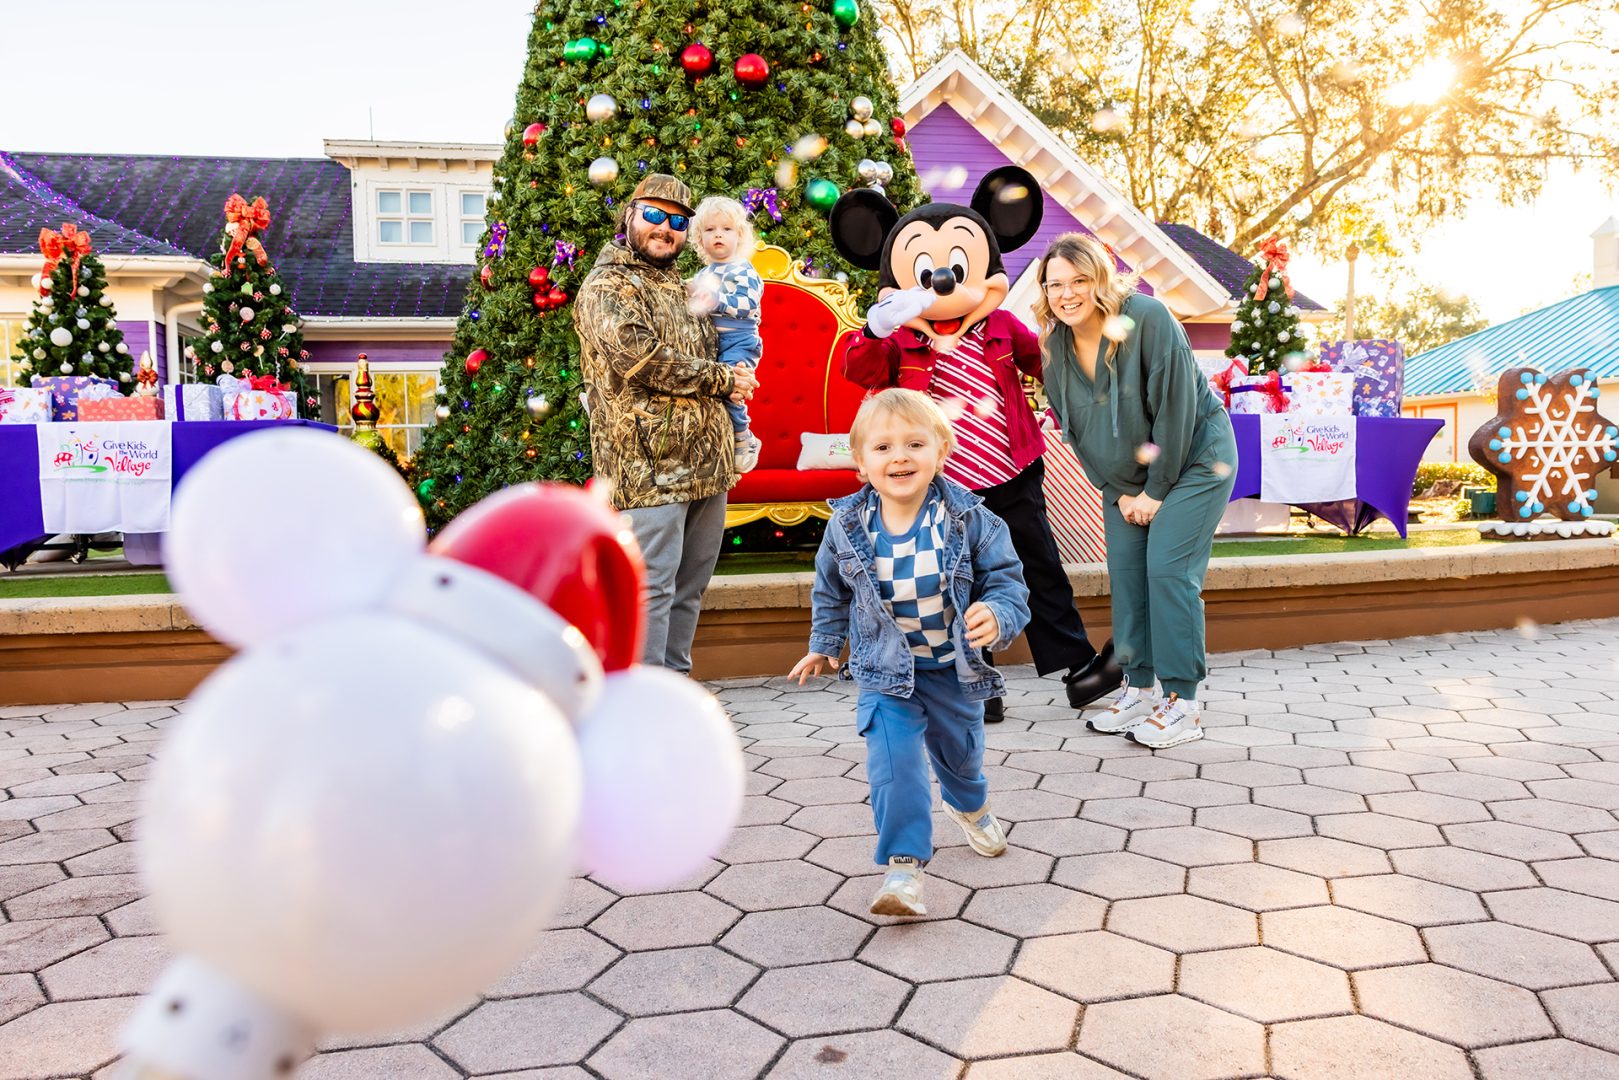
[1470,367,1619,521]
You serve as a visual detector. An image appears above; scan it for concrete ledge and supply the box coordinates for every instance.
[6,538,1619,702]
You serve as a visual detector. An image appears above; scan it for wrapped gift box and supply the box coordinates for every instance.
[0,387,52,424]
[1320,339,1405,417]
[163,382,225,421]
[225,389,296,421]
[1284,371,1354,416]
[1196,356,1247,409]
[30,375,119,421]
[1040,428,1108,563]
[1228,373,1292,414]
[77,395,166,421]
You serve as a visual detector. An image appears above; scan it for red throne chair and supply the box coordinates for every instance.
[725,245,869,528]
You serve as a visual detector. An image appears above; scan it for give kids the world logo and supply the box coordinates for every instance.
[49,432,161,477]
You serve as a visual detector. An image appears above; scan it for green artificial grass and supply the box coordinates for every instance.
[0,572,172,599]
[713,552,819,576]
[1210,528,1500,559]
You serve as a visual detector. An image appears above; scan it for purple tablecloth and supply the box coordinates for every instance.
[1229,415,1443,538]
[0,420,338,559]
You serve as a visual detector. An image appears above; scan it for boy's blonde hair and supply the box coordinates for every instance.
[691,196,758,263]
[849,388,956,466]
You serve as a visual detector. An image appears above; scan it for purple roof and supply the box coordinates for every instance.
[1155,222,1324,311]
[2,152,468,319]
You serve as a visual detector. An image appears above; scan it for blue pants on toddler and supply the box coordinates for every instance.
[718,326,761,433]
[858,666,989,865]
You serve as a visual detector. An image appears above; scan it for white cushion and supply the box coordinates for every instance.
[796,432,856,470]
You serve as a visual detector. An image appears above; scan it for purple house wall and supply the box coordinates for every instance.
[304,340,448,366]
[114,320,159,381]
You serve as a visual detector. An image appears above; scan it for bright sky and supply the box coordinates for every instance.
[4,0,1611,326]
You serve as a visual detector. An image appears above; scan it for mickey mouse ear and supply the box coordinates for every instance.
[971,166,1044,253]
[829,189,898,271]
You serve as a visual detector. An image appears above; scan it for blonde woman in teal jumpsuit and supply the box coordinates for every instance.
[1035,233,1237,748]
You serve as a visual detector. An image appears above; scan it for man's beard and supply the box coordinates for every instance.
[628,229,681,269]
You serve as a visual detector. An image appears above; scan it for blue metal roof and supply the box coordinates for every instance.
[1404,285,1619,398]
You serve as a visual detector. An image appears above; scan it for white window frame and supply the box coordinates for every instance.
[456,189,488,248]
[303,359,443,459]
[0,316,28,387]
[376,187,435,247]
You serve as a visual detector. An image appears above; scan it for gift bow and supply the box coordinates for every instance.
[1209,359,1247,408]
[222,194,272,272]
[136,365,160,389]
[218,372,287,395]
[39,224,93,296]
[1231,371,1290,412]
[552,240,579,269]
[1254,235,1295,304]
[742,187,783,222]
[75,382,121,402]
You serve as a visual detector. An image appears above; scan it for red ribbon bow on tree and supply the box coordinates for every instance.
[222,194,272,273]
[1254,235,1295,304]
[39,223,92,297]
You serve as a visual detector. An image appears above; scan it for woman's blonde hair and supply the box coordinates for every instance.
[849,388,956,466]
[691,196,758,263]
[1032,232,1138,363]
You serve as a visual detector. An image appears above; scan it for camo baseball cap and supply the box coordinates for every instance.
[628,174,696,217]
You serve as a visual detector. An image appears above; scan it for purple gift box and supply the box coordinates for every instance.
[29,375,120,422]
[1320,339,1405,418]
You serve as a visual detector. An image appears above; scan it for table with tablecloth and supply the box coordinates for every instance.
[0,420,337,563]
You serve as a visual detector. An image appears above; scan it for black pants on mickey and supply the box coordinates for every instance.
[974,458,1097,676]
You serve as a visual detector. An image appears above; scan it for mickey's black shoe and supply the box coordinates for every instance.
[1063,640,1123,710]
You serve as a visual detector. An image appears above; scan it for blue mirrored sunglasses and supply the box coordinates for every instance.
[636,204,689,231]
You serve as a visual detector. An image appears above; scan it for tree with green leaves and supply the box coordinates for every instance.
[410,0,921,528]
[14,224,132,385]
[1226,237,1306,374]
[1335,283,1490,356]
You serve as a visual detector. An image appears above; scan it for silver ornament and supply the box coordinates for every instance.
[49,327,72,347]
[269,283,282,296]
[38,298,52,311]
[60,361,72,373]
[850,96,875,121]
[240,307,255,322]
[202,283,214,294]
[856,158,879,181]
[77,286,89,297]
[527,395,550,417]
[76,318,89,329]
[97,342,110,352]
[38,277,52,292]
[435,404,451,421]
[32,347,45,360]
[210,340,224,353]
[588,157,620,186]
[115,343,128,354]
[585,93,618,122]
[98,295,112,307]
[844,119,865,138]
[862,118,882,137]
[118,371,132,383]
[874,161,894,184]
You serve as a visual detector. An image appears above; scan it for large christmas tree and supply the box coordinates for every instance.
[1225,235,1306,376]
[185,194,316,416]
[14,224,132,384]
[411,0,921,527]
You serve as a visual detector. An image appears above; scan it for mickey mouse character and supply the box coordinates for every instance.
[831,167,1123,719]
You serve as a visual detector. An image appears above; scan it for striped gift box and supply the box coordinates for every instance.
[1041,428,1107,563]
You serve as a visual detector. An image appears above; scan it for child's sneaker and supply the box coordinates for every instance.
[1127,693,1204,748]
[944,802,1007,857]
[869,856,926,916]
[1087,679,1160,734]
[734,431,762,473]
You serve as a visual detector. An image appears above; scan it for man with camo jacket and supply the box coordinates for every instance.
[576,174,760,673]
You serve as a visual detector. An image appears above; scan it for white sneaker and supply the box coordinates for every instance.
[734,432,762,473]
[944,802,1007,857]
[1088,679,1161,734]
[1127,694,1204,748]
[869,856,926,916]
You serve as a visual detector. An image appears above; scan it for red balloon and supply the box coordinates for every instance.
[733,53,770,89]
[465,348,488,375]
[680,42,714,76]
[528,265,551,289]
[430,482,647,671]
[522,122,546,146]
[480,264,495,290]
[889,117,906,137]
[547,286,568,307]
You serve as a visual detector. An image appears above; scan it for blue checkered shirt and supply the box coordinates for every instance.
[867,493,956,668]
[703,261,764,322]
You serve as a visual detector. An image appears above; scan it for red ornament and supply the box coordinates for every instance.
[522,122,546,146]
[547,287,568,307]
[532,292,552,310]
[680,42,715,76]
[528,265,551,289]
[889,117,906,137]
[480,264,496,290]
[733,53,770,89]
[465,348,488,375]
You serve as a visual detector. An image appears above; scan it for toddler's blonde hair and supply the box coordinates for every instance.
[691,196,758,263]
[849,388,956,469]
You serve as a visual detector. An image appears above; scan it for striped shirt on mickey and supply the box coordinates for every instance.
[867,492,956,668]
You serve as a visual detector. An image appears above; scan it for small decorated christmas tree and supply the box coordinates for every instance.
[186,194,316,417]
[14,224,132,384]
[1225,235,1305,376]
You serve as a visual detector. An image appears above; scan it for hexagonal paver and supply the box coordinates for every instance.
[1179,946,1352,1022]
[1261,905,1427,969]
[1254,783,1367,815]
[705,859,841,911]
[39,934,167,999]
[434,995,620,1073]
[1530,778,1619,809]
[1079,797,1191,830]
[719,824,820,864]
[0,916,108,973]
[1036,770,1141,800]
[769,776,870,806]
[1332,874,1486,926]
[1425,921,1608,989]
[766,1030,961,1080]
[1475,1040,1619,1079]
[0,998,135,1078]
[1188,861,1328,910]
[1050,852,1182,899]
[827,872,971,924]
[1126,825,1252,867]
[1364,790,1490,825]
[1007,818,1126,857]
[1140,778,1249,807]
[588,946,756,1016]
[0,829,116,866]
[738,960,909,1036]
[588,1009,783,1080]
[1445,820,1583,861]
[806,835,887,876]
[961,883,1106,938]
[899,976,1078,1058]
[1542,983,1619,1055]
[1491,797,1617,833]
[1483,887,1619,943]
[1389,846,1536,891]
[2,873,142,920]
[486,928,619,996]
[722,905,872,966]
[1108,894,1258,952]
[1014,930,1175,1002]
[1270,1015,1473,1080]
[1101,756,1195,781]
[1305,765,1415,795]
[1201,760,1302,786]
[1195,803,1313,839]
[589,892,739,951]
[926,845,1053,889]
[301,1044,461,1080]
[1356,963,1553,1048]
[860,919,1015,981]
[981,788,1081,822]
[787,803,878,838]
[1316,812,1444,849]
[965,1052,1131,1079]
[1079,995,1264,1079]
[1257,835,1391,878]
[1535,856,1619,901]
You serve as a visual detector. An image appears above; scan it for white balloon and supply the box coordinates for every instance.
[166,428,425,646]
[140,616,582,1032]
[576,668,744,890]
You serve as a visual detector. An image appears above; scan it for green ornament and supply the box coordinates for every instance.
[600,42,613,59]
[576,37,600,61]
[805,178,840,212]
[417,478,436,498]
[832,0,859,27]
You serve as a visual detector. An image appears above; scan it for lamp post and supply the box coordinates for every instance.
[1343,242,1360,340]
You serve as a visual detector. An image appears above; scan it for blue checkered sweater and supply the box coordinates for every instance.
[867,492,956,668]
[701,261,764,326]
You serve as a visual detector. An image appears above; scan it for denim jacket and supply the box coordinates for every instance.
[809,476,1031,702]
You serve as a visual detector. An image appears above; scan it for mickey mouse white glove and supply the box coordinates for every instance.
[864,287,934,339]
